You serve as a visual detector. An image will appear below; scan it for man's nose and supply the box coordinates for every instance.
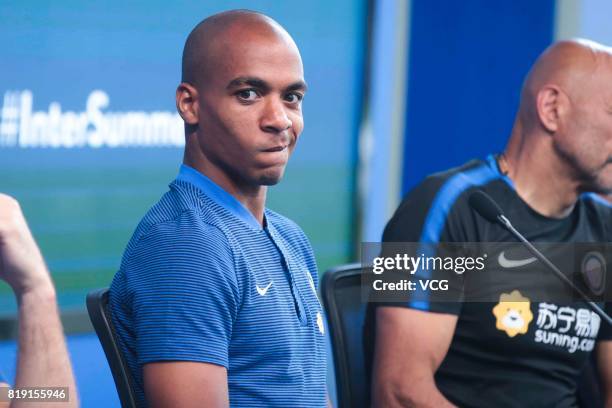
[261,98,292,133]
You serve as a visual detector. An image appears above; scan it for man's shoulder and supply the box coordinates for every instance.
[580,193,612,240]
[124,185,232,261]
[266,209,305,235]
[581,193,612,214]
[113,200,235,297]
[135,180,230,238]
[265,209,314,251]
[135,181,197,229]
[411,157,498,203]
[384,157,501,242]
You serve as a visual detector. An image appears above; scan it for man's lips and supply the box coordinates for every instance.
[262,145,288,152]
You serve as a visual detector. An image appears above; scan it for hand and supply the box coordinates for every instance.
[0,194,53,297]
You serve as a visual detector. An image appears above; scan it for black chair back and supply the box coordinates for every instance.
[322,264,369,408]
[86,288,137,408]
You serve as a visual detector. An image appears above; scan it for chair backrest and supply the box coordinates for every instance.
[86,288,137,408]
[322,263,368,408]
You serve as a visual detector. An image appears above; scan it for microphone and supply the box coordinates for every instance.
[469,190,612,326]
[468,190,510,227]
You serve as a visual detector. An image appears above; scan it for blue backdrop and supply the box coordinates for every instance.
[401,0,555,194]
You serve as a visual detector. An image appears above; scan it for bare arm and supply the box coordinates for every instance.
[143,362,229,407]
[371,307,458,408]
[597,341,612,407]
[0,194,78,407]
[0,383,8,408]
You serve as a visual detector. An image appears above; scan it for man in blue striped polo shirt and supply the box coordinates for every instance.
[109,10,327,407]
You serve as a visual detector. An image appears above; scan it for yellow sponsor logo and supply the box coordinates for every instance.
[492,290,533,337]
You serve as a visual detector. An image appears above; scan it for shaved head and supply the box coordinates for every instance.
[175,9,306,200]
[505,38,612,201]
[519,39,612,131]
[181,10,299,86]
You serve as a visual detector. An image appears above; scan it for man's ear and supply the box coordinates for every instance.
[176,83,199,125]
[536,84,568,133]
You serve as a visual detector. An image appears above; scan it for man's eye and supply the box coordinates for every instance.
[236,90,258,102]
[285,92,303,104]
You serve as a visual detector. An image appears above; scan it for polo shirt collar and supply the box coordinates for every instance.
[176,164,263,230]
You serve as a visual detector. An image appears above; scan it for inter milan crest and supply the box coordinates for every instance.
[581,251,606,296]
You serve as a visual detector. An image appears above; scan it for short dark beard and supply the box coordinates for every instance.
[257,172,283,186]
[552,142,611,193]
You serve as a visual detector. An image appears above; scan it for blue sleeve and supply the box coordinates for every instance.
[125,211,239,368]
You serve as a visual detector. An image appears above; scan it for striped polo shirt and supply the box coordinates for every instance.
[109,164,327,407]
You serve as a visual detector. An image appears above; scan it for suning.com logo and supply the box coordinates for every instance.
[0,90,184,148]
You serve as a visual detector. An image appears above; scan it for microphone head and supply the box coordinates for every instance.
[468,190,505,224]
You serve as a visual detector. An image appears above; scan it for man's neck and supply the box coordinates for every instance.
[503,131,581,219]
[183,154,267,226]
